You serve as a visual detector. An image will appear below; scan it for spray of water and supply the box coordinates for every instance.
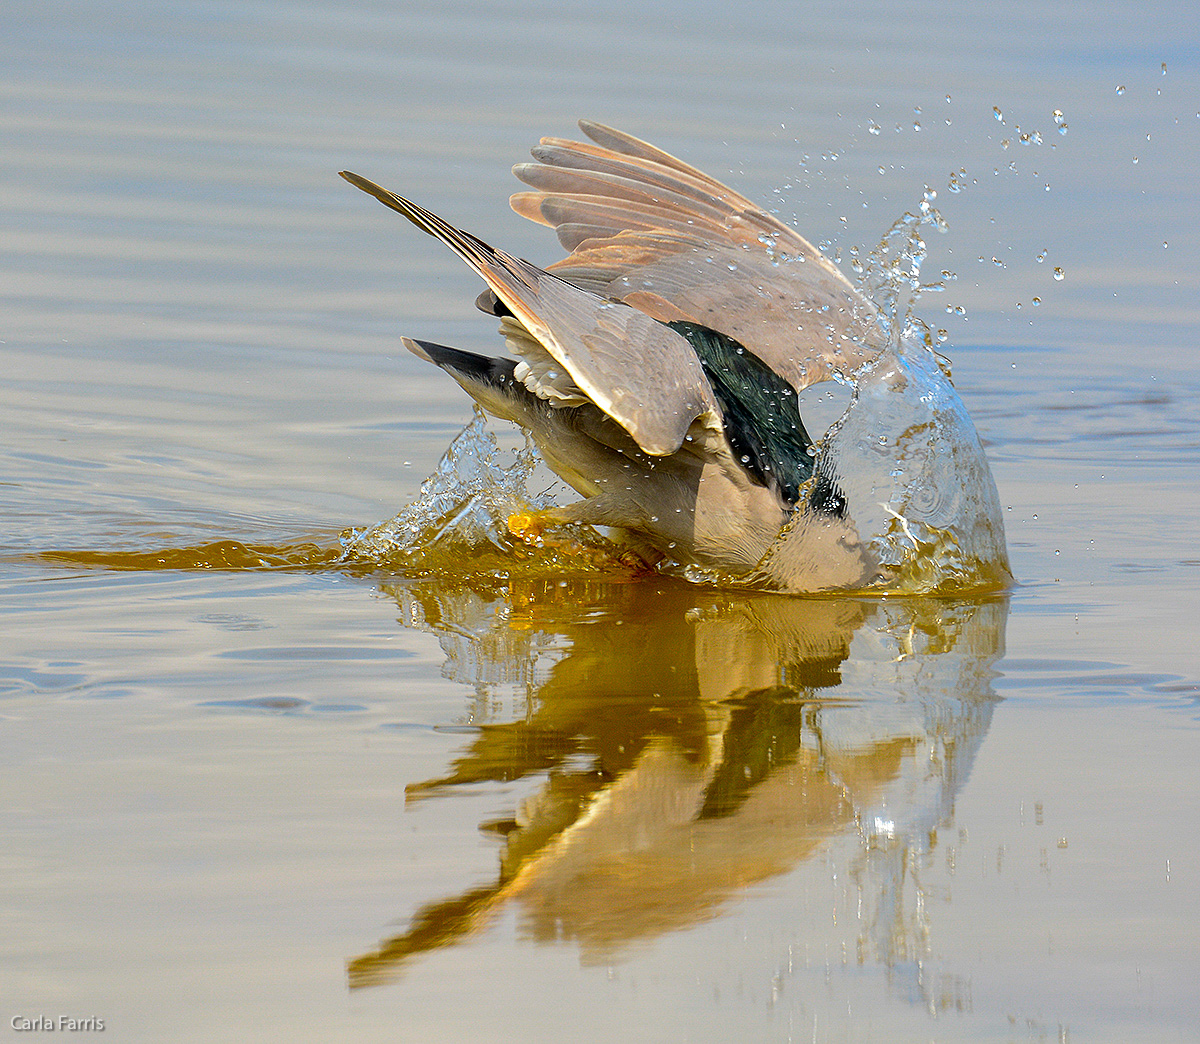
[339,408,626,580]
[825,191,1010,591]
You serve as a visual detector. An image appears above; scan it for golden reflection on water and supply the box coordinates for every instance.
[348,574,1008,991]
[35,540,346,572]
[25,534,1006,1002]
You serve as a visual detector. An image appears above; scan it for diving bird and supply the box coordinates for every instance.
[340,122,900,591]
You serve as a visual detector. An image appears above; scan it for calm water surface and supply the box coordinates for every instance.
[3,2,1199,1041]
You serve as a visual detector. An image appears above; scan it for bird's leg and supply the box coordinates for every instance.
[507,494,624,540]
[507,498,661,575]
[506,505,582,544]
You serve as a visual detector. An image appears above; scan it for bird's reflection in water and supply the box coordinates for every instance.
[351,578,1007,1001]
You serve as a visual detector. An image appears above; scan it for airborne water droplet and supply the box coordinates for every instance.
[993,106,1004,122]
[1053,268,1065,281]
[1116,85,1126,95]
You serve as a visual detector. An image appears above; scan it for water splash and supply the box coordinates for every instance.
[823,194,1010,592]
[849,188,949,347]
[341,408,540,561]
[339,408,628,580]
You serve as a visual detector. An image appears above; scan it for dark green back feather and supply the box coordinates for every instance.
[667,320,817,505]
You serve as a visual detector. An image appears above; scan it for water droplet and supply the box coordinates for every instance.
[992,257,1004,267]
[954,305,966,316]
[945,94,952,103]
[1036,250,1047,263]
[1116,85,1126,95]
[1053,267,1065,281]
[1161,62,1167,75]
[878,165,886,175]
[913,121,922,132]
[1032,296,1041,306]
[936,329,949,343]
[993,106,1004,122]
[868,121,882,135]
[727,262,738,271]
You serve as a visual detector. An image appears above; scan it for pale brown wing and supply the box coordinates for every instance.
[510,121,882,389]
[339,170,719,456]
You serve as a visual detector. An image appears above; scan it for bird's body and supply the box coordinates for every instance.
[340,122,1007,592]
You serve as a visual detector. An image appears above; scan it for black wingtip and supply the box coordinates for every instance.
[405,338,517,389]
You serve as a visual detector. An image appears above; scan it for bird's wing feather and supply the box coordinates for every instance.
[510,120,883,389]
[339,170,719,456]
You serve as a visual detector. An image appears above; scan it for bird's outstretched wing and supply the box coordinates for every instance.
[509,120,882,390]
[340,170,720,457]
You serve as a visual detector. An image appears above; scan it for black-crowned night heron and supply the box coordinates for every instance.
[340,122,997,592]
